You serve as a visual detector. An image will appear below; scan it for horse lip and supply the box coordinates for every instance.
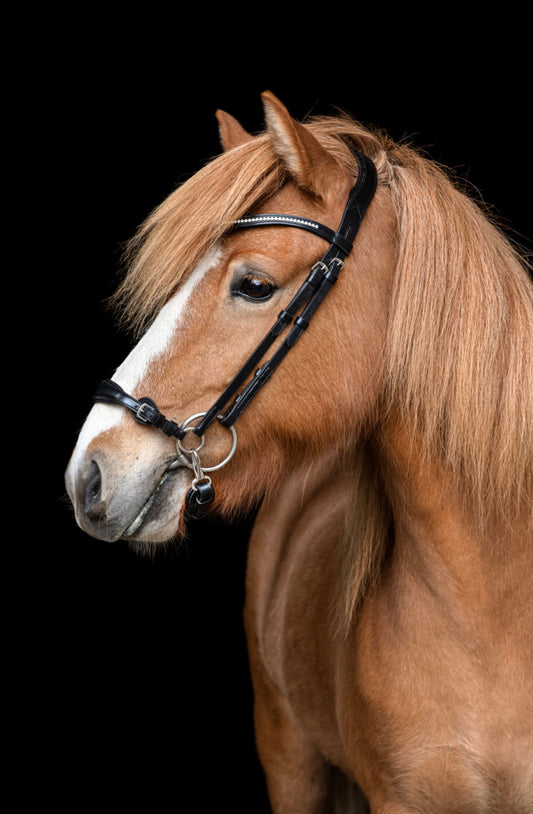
[121,458,185,538]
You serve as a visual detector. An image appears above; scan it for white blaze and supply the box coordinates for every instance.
[68,246,221,480]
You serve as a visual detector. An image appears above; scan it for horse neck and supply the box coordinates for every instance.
[379,418,532,624]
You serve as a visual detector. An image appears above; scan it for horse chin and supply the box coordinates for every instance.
[119,467,190,546]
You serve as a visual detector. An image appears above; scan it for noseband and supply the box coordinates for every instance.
[94,151,378,519]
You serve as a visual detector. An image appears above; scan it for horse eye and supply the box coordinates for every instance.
[238,275,275,301]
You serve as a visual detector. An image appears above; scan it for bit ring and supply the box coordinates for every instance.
[177,412,238,472]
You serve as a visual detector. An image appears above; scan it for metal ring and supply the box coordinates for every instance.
[178,412,238,473]
[176,426,205,455]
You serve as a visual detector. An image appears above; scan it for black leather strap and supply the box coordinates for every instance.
[192,259,327,434]
[232,214,353,255]
[219,257,344,428]
[94,379,184,438]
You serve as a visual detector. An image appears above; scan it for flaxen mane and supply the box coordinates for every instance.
[112,115,533,624]
[342,122,532,624]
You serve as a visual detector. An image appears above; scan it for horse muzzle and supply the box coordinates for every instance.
[65,442,191,543]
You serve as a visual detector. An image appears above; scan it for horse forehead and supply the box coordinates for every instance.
[118,244,223,387]
[229,224,324,269]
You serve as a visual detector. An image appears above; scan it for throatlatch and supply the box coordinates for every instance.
[93,151,378,520]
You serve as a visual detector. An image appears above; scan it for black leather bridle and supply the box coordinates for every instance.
[94,151,378,518]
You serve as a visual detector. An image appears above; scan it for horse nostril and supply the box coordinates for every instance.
[84,459,104,517]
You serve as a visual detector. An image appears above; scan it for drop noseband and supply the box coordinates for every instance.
[94,151,378,519]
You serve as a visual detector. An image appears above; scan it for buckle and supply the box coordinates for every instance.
[133,398,159,425]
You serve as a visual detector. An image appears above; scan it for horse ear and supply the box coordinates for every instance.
[261,90,344,199]
[215,109,253,151]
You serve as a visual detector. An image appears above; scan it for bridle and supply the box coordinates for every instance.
[93,150,378,519]
[94,151,377,518]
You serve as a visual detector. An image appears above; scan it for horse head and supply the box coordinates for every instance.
[65,92,395,545]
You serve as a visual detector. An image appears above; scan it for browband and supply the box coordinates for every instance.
[233,215,353,256]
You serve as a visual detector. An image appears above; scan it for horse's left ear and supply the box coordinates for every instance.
[261,90,345,199]
[215,109,253,151]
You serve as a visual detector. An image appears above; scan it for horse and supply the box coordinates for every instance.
[65,91,533,812]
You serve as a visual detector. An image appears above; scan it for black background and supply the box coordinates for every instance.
[22,13,531,812]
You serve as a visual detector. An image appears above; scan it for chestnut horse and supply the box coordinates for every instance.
[65,92,533,812]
